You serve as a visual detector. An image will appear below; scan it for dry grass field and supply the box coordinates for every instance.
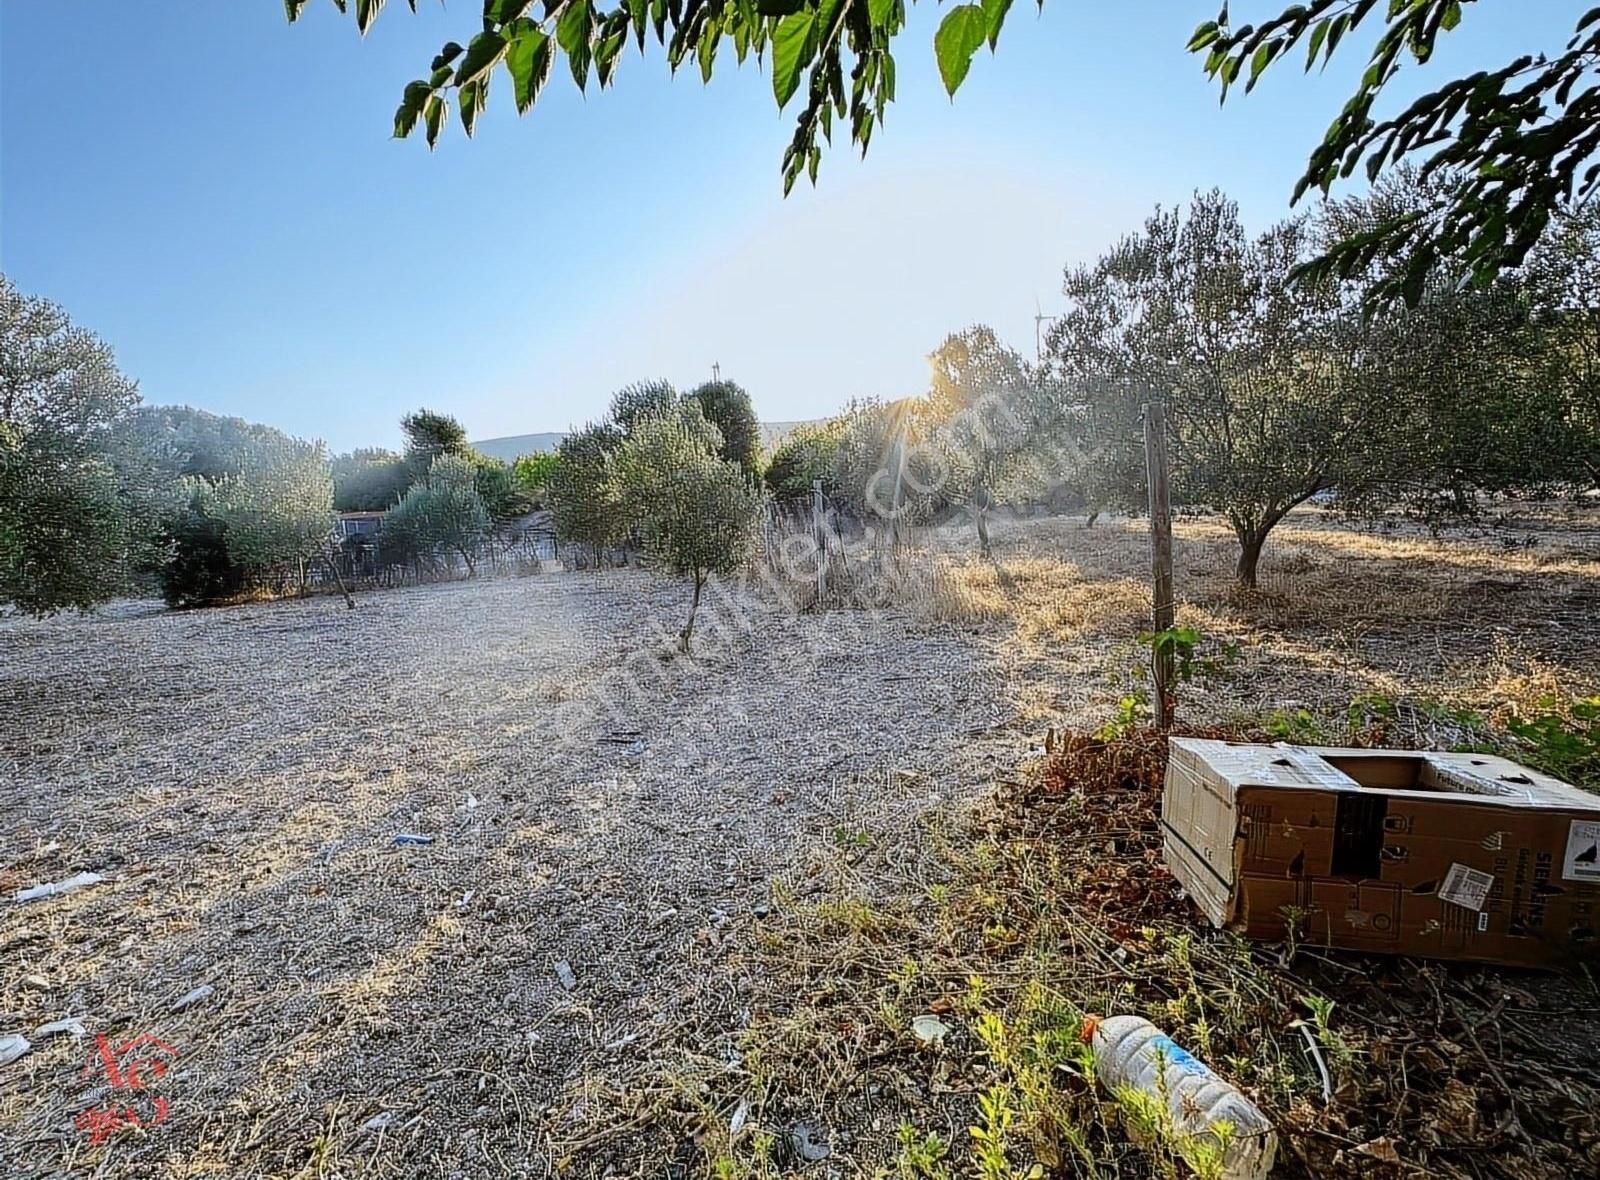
[922,503,1600,737]
[3,504,1599,1178]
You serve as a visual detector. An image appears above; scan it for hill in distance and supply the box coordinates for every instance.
[470,432,567,462]
[473,421,822,461]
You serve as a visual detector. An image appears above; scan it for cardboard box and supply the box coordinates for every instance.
[1162,738,1600,968]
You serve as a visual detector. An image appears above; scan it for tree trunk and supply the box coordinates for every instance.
[1235,528,1266,589]
[1234,501,1294,589]
[1085,507,1100,529]
[322,542,355,610]
[975,502,991,557]
[679,572,705,653]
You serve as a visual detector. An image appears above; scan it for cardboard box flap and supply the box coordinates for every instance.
[1287,745,1600,812]
[1167,737,1361,796]
[1422,752,1600,809]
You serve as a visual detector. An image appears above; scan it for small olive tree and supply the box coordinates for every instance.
[201,435,335,572]
[614,405,762,651]
[400,407,471,478]
[830,398,944,547]
[332,446,411,511]
[550,421,625,565]
[386,453,491,576]
[764,419,845,500]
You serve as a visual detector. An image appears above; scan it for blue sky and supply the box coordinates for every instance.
[0,2,1576,452]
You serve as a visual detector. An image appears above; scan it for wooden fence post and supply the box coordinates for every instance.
[1144,401,1175,728]
[811,480,827,602]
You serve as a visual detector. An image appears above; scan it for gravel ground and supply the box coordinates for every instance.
[0,570,1019,1179]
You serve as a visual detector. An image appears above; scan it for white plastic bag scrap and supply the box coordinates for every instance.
[0,1034,30,1067]
[15,872,105,903]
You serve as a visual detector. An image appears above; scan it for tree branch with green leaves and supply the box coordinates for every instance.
[1190,1,1600,304]
[288,0,1008,193]
[290,1,1600,304]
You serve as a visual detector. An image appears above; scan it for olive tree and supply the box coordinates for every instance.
[401,407,471,478]
[157,420,336,606]
[830,397,943,544]
[613,403,761,651]
[691,378,763,477]
[609,380,680,435]
[1050,188,1571,586]
[924,325,1036,555]
[550,421,626,565]
[386,452,491,576]
[765,419,845,500]
[333,447,411,510]
[0,276,149,614]
[1513,201,1600,490]
[200,435,335,571]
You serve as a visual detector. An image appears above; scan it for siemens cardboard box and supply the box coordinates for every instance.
[1162,738,1600,968]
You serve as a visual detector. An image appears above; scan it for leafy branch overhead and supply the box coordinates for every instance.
[291,1,1600,303]
[284,0,1019,192]
[1189,1,1600,305]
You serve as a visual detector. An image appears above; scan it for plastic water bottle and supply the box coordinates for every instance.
[1083,1014,1277,1180]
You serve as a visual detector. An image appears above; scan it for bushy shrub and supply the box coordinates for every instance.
[512,451,559,509]
[156,432,333,606]
[765,421,844,500]
[332,447,410,511]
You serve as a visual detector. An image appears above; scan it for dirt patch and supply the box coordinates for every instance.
[5,503,1599,1177]
[0,571,1017,1178]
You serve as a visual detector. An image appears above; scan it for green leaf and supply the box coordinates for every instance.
[459,80,481,136]
[757,0,806,14]
[596,29,625,86]
[455,30,508,86]
[1247,40,1275,88]
[1186,19,1218,51]
[771,10,816,110]
[505,28,551,112]
[431,42,465,72]
[868,0,893,27]
[697,25,718,82]
[423,92,446,147]
[934,4,988,96]
[1305,17,1328,70]
[484,0,531,21]
[1326,12,1350,57]
[393,80,431,138]
[557,0,594,90]
[1440,0,1461,31]
[980,0,1012,51]
[355,0,387,35]
[626,0,648,49]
